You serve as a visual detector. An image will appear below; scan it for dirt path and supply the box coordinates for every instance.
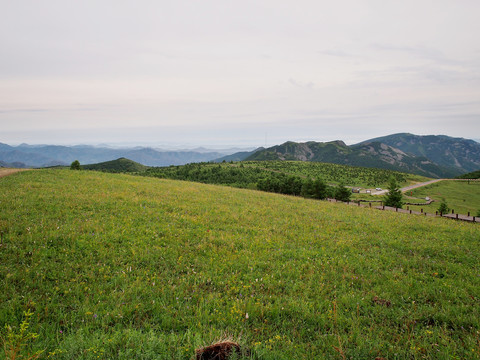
[0,168,30,178]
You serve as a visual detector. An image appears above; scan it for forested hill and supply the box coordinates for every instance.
[143,160,427,192]
[81,158,148,172]
[245,140,456,178]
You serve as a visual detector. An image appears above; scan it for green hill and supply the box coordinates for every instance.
[456,169,480,179]
[0,170,478,359]
[82,157,149,172]
[145,160,428,190]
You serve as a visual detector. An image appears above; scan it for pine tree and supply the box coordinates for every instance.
[437,199,449,215]
[334,183,351,202]
[312,178,328,200]
[384,177,403,208]
[301,178,314,198]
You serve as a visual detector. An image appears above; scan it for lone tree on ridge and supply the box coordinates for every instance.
[70,160,81,170]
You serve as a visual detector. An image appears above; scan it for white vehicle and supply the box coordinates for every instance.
[375,188,382,191]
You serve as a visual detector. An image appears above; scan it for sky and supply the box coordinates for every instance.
[1,0,479,148]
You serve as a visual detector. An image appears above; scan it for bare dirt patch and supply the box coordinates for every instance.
[0,168,30,178]
[372,296,392,307]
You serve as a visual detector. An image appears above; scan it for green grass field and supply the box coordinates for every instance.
[1,170,479,359]
[405,180,480,216]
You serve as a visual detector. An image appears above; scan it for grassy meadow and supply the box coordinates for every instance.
[1,170,479,359]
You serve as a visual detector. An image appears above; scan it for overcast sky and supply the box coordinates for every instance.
[1,0,479,147]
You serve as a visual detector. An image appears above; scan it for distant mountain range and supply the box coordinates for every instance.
[0,143,242,168]
[1,133,479,178]
[218,133,480,178]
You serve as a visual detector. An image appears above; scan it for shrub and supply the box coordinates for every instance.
[2,309,43,360]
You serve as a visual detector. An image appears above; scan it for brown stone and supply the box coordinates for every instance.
[195,341,242,360]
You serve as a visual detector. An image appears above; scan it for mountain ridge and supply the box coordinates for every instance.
[357,133,480,173]
[1,133,479,178]
[244,140,457,178]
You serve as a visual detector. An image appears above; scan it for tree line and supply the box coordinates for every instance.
[145,163,352,202]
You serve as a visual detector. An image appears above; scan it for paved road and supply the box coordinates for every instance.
[373,179,444,196]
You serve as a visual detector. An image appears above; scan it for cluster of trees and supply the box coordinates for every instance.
[245,174,352,201]
[146,162,352,202]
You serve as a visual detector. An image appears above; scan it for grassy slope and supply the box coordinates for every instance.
[0,170,479,359]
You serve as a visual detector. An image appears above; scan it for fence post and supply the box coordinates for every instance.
[383,205,385,210]
[421,208,423,213]
[369,203,372,208]
[456,213,458,219]
[451,209,454,214]
[396,207,398,212]
[410,210,412,214]
[468,212,470,217]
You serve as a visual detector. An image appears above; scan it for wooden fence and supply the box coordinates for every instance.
[327,198,479,223]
